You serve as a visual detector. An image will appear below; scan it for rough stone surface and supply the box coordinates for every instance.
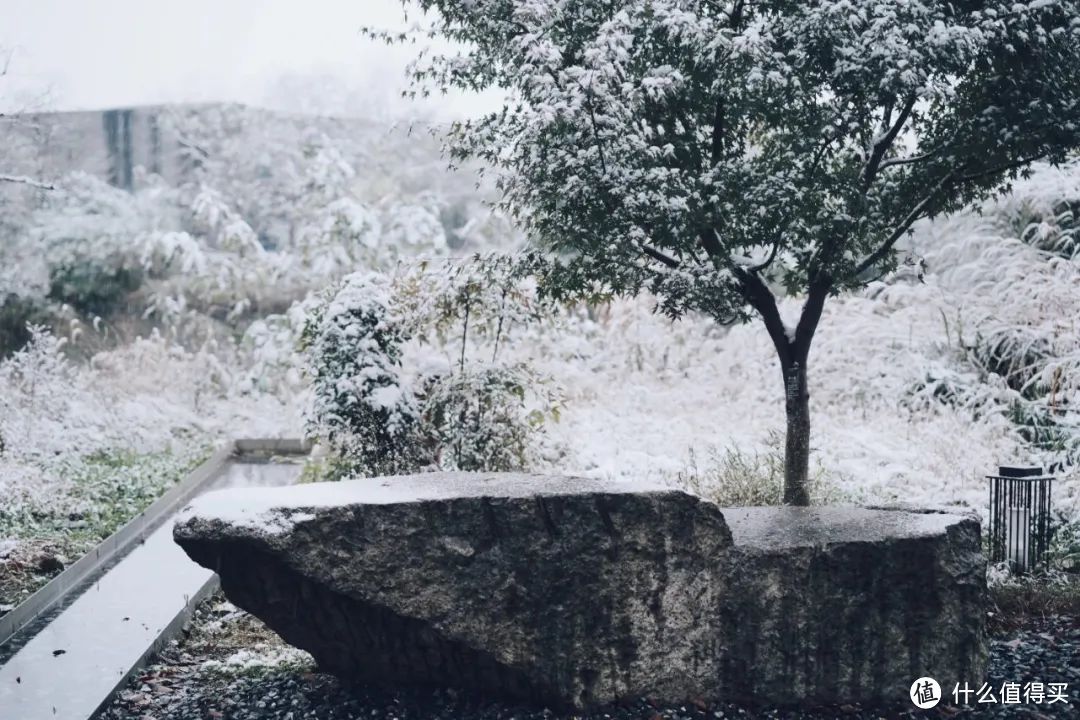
[175,473,733,708]
[173,473,986,710]
[717,507,987,706]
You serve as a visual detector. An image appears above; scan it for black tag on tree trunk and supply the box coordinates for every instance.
[785,363,801,402]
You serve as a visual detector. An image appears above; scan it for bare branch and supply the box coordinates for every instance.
[853,170,956,278]
[0,173,54,190]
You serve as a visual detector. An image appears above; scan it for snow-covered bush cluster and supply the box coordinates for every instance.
[303,258,563,478]
[0,104,522,584]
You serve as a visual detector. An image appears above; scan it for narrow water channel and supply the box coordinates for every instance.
[0,460,303,720]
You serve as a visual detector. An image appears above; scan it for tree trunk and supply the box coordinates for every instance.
[734,269,828,507]
[782,361,812,506]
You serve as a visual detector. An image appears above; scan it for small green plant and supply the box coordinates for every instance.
[419,365,561,472]
[0,447,206,607]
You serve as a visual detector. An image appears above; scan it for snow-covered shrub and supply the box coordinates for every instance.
[997,161,1080,260]
[419,364,561,472]
[0,326,79,458]
[0,296,50,359]
[48,260,143,317]
[303,272,426,476]
[33,173,173,302]
[239,296,318,396]
[304,258,563,477]
[401,256,563,470]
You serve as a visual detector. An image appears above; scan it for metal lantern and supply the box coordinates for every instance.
[987,465,1053,573]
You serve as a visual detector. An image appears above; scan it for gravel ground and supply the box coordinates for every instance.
[97,598,1078,720]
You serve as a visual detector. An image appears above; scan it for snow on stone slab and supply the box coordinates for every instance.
[176,472,672,536]
[723,505,974,551]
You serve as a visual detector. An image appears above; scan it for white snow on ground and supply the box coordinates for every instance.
[200,645,314,674]
[534,283,1024,515]
[517,164,1080,523]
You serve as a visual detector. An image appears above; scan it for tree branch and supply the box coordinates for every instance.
[860,96,916,191]
[793,278,829,362]
[958,152,1048,183]
[0,173,54,190]
[877,147,942,172]
[734,266,792,366]
[749,239,781,273]
[698,227,724,259]
[711,96,725,165]
[642,244,680,268]
[853,170,956,278]
[579,77,609,177]
[855,151,1050,280]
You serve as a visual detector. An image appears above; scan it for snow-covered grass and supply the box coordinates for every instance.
[0,325,303,608]
[524,288,1026,517]
[0,448,206,607]
[507,161,1080,528]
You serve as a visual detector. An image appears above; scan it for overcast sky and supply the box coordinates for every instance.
[1,0,486,118]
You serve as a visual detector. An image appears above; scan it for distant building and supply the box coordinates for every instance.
[5,106,185,190]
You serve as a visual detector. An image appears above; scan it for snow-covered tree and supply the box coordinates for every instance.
[398,0,1080,504]
[303,272,424,476]
[0,48,54,193]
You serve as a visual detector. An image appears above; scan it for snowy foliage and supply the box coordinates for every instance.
[303,258,563,476]
[400,0,1080,310]
[303,272,424,476]
[1,105,521,357]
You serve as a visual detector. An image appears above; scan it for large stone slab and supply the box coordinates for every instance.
[717,506,986,706]
[173,473,986,709]
[174,473,734,707]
